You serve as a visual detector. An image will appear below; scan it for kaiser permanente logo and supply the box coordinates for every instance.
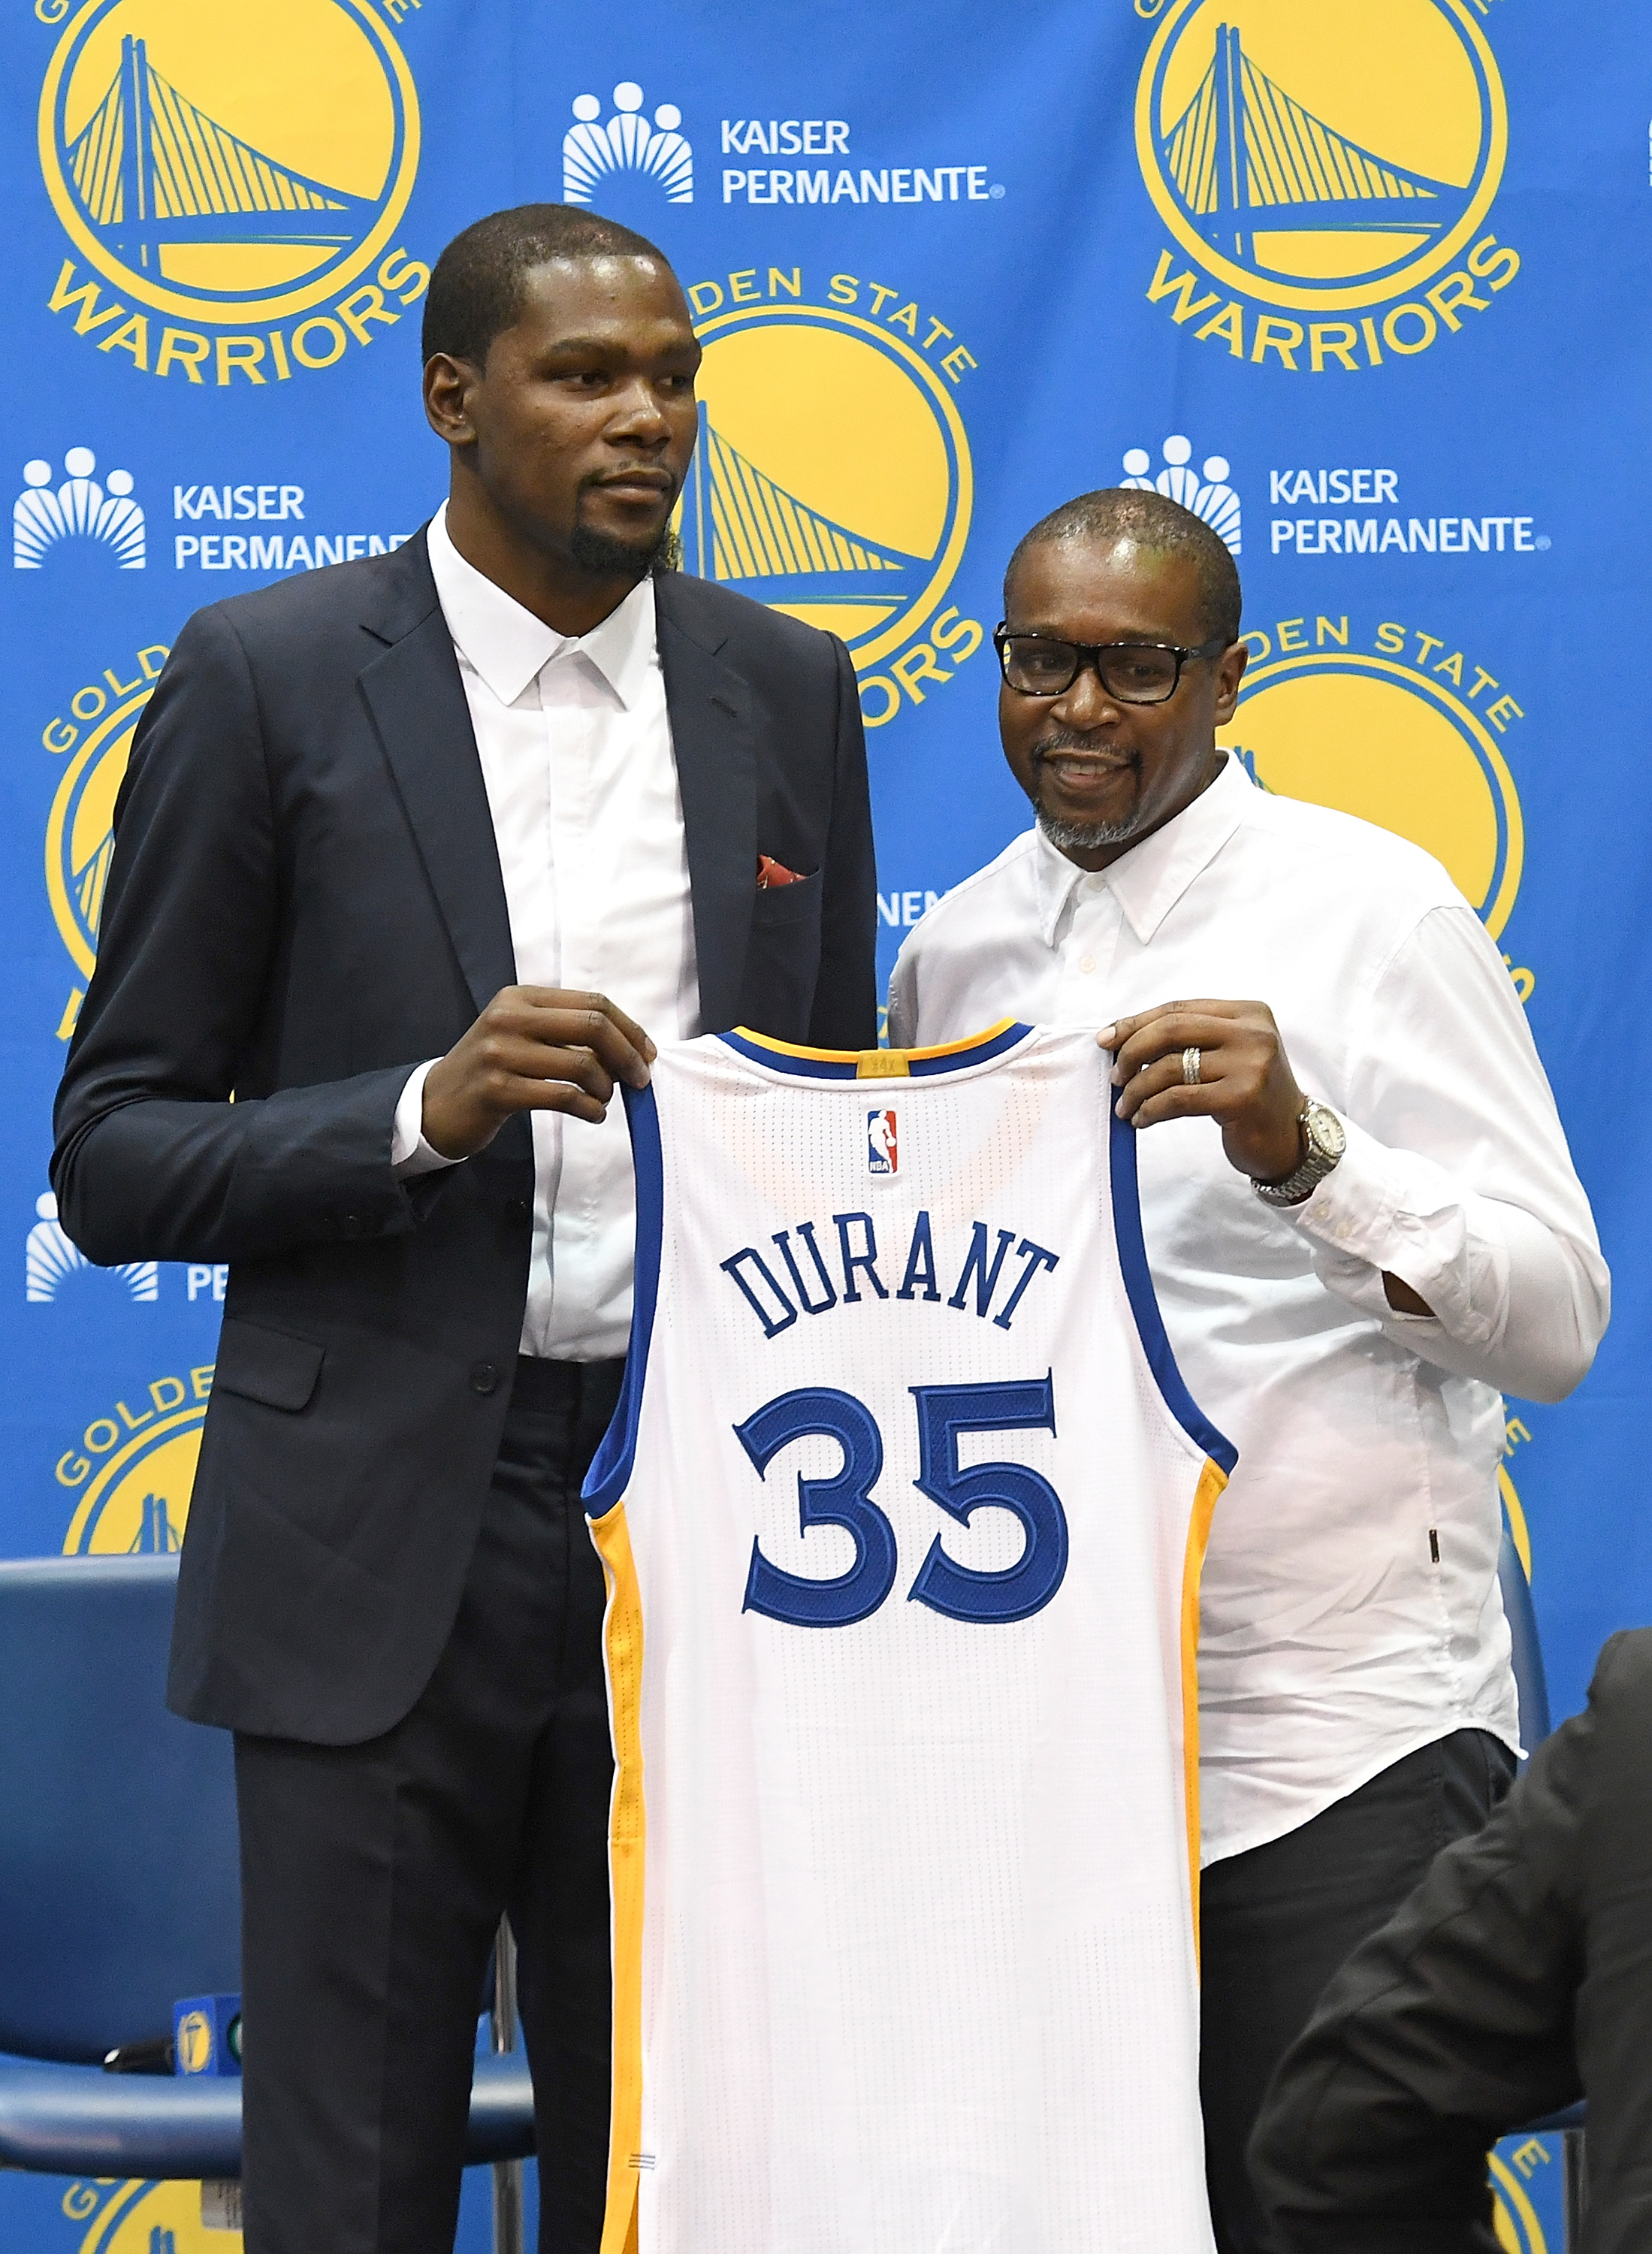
[1266,463,1548,556]
[564,82,693,205]
[718,118,1002,210]
[14,447,144,568]
[1135,1,1517,373]
[680,263,983,732]
[37,0,429,385]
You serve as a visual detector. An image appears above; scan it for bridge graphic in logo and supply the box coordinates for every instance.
[67,35,361,273]
[682,304,971,669]
[681,405,926,609]
[1137,0,1506,310]
[1163,25,1461,266]
[41,0,419,324]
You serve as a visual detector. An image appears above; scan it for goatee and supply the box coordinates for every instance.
[569,518,680,582]
[1037,808,1140,854]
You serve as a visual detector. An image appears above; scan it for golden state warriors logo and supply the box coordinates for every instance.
[681,269,980,722]
[1218,637,1523,940]
[58,1366,213,1555]
[47,689,145,983]
[1137,2,1516,369]
[38,644,168,1035]
[68,2175,240,2254]
[40,0,427,380]
[1490,2149,1552,2252]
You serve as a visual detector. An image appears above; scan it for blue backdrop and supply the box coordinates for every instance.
[1,2,1632,2246]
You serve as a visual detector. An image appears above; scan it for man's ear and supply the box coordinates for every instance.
[423,353,480,447]
[1213,639,1249,725]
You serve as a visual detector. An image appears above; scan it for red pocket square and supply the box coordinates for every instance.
[757,855,806,889]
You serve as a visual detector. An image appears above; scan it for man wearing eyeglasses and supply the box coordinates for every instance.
[886,487,1608,2254]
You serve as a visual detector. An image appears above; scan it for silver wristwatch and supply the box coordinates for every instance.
[1252,1099,1346,1207]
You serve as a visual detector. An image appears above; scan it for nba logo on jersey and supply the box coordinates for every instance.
[867,1107,898,1175]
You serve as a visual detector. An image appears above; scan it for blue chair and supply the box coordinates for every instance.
[0,1553,533,2189]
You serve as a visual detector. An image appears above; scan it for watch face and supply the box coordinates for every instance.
[1304,1101,1346,1163]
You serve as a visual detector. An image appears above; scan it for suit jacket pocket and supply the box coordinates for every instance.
[213,1316,325,1413]
[750,866,823,929]
[739,869,825,1040]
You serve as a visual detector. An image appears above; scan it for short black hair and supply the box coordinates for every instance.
[1004,487,1243,646]
[421,203,678,367]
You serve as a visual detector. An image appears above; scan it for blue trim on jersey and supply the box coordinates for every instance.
[720,1030,859,1078]
[1108,1106,1239,1476]
[582,1082,665,1517]
[718,1022,1034,1079]
[908,1022,1031,1074]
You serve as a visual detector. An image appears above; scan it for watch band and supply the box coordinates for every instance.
[1252,1100,1346,1207]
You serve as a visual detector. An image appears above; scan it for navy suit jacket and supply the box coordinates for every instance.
[52,533,876,1743]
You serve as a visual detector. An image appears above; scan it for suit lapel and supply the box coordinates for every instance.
[657,577,755,1033]
[355,536,518,1017]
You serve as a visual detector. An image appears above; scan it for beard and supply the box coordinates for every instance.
[1037,807,1140,853]
[1030,736,1144,854]
[569,515,678,582]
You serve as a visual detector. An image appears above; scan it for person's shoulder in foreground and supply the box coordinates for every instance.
[1251,1627,1652,2254]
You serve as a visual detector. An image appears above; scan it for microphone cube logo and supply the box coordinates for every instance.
[867,1108,898,1177]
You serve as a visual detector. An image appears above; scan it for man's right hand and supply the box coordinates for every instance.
[421,987,656,1160]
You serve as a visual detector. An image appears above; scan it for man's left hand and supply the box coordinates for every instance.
[1098,1000,1304,1183]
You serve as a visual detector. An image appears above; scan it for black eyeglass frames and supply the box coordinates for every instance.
[993,627,1228,704]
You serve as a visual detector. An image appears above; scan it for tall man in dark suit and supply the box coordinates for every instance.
[52,204,876,2254]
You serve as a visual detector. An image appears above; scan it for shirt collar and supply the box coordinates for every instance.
[1031,751,1255,948]
[425,501,659,710]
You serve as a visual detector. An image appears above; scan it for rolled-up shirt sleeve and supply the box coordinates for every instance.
[1288,903,1608,1403]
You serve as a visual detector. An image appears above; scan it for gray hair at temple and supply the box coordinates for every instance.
[1004,488,1243,647]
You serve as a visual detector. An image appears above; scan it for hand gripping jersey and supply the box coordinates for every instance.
[583,1021,1235,2254]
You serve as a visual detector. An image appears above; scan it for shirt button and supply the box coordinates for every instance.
[340,1213,363,1240]
[470,1361,499,1395]
[1078,953,1097,974]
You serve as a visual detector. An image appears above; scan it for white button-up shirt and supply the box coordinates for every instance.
[394,506,699,1361]
[888,754,1608,1863]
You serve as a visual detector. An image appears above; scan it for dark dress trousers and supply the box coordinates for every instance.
[52,530,876,1742]
[1250,1629,1652,2254]
[50,531,876,2253]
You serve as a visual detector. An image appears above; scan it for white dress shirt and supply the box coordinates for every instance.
[888,754,1608,1864]
[394,506,699,1361]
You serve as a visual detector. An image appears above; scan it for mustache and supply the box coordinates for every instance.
[577,465,680,505]
[1031,731,1139,766]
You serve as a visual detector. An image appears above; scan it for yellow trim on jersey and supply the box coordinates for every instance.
[730,1018,1019,1078]
[592,1501,647,2254]
[1181,1458,1228,1971]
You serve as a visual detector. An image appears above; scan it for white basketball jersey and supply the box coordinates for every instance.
[584,1020,1234,2254]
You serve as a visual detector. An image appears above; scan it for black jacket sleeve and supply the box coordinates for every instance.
[50,606,424,1267]
[805,633,877,1050]
[1249,1699,1590,2254]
